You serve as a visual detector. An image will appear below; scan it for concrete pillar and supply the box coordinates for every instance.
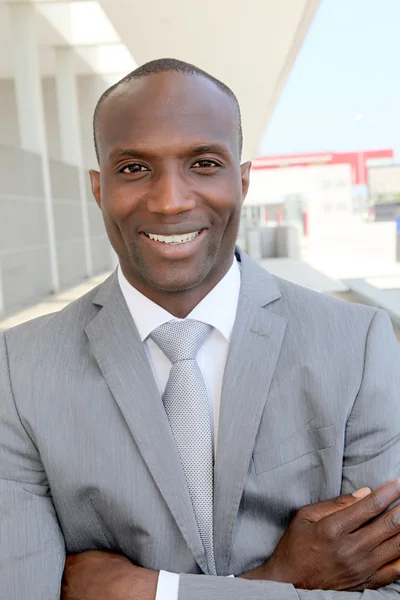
[9,3,60,292]
[55,46,93,277]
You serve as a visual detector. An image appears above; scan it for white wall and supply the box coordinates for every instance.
[246,164,353,210]
[0,74,107,169]
[77,73,111,170]
[0,77,62,159]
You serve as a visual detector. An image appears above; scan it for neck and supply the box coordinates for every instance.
[121,259,234,318]
[149,281,221,319]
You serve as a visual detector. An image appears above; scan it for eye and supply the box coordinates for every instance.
[120,163,149,174]
[191,159,220,169]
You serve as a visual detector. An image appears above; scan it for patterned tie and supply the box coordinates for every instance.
[150,320,216,575]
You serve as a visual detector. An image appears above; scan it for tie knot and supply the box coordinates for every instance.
[150,320,213,364]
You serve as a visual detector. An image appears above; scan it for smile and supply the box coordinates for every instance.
[144,231,201,245]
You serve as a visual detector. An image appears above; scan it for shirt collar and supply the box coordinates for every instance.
[117,259,241,343]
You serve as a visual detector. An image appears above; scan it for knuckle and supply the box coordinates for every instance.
[296,505,312,521]
[334,543,353,566]
[384,510,400,532]
[332,495,350,508]
[391,534,400,555]
[369,494,388,513]
[318,521,339,542]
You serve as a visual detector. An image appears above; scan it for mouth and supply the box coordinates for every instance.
[139,228,207,259]
[143,230,202,245]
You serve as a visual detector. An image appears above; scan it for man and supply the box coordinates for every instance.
[1,58,400,600]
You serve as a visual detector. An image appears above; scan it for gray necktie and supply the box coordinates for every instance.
[150,320,216,575]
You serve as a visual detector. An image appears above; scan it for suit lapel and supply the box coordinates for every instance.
[85,273,209,573]
[213,251,288,574]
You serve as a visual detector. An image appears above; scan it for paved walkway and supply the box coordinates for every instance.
[260,258,348,294]
[0,273,111,331]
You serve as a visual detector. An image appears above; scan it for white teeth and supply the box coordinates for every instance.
[145,231,200,245]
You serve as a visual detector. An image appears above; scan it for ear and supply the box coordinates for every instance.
[89,170,101,209]
[240,161,252,207]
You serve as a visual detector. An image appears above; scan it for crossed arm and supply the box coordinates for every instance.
[62,481,400,599]
[62,310,400,600]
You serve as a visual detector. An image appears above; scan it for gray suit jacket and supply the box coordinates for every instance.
[1,249,400,600]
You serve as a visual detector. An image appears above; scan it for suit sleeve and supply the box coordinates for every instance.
[0,332,65,598]
[341,309,400,494]
[178,309,400,600]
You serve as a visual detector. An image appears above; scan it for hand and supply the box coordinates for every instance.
[61,550,159,600]
[241,480,400,591]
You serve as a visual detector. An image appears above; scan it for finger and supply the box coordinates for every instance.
[356,504,400,555]
[360,558,400,590]
[324,479,400,535]
[369,529,400,570]
[299,487,371,523]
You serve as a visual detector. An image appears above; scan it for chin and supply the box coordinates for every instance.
[149,275,204,294]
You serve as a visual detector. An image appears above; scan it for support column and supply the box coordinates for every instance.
[55,46,93,277]
[9,2,60,292]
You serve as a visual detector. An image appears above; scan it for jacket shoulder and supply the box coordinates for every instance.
[2,277,109,353]
[272,274,379,331]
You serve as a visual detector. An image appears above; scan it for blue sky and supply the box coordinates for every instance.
[260,0,400,159]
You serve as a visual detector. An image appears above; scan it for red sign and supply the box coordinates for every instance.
[252,149,394,186]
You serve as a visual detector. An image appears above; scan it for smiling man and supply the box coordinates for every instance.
[1,59,400,600]
[91,61,247,319]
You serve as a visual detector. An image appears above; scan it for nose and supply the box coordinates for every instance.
[147,170,196,215]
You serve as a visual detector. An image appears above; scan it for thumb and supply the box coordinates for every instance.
[300,487,372,523]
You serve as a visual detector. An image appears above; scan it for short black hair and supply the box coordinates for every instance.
[92,57,243,163]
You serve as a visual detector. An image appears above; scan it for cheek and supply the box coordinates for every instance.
[100,178,140,222]
[203,175,241,214]
[217,175,243,208]
[211,190,242,226]
[98,187,134,244]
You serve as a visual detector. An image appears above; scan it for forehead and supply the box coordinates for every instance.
[97,72,239,159]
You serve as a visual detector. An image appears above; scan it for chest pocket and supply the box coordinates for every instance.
[253,425,335,475]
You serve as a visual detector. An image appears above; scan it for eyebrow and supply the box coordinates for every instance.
[109,143,231,163]
[109,148,151,161]
[190,144,229,156]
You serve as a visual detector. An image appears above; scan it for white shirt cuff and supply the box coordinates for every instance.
[155,570,180,600]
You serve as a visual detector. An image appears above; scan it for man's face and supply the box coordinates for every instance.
[91,72,251,297]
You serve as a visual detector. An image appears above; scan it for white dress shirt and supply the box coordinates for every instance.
[117,259,241,600]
